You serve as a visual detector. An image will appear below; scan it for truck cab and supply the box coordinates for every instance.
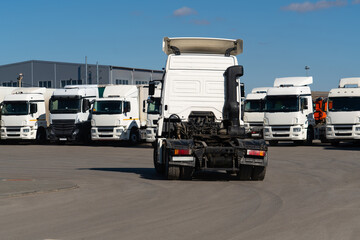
[91,85,141,143]
[152,37,268,180]
[1,88,53,142]
[144,83,161,143]
[243,87,269,138]
[326,78,360,145]
[263,77,315,145]
[49,85,98,142]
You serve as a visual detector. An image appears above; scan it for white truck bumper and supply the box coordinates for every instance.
[91,126,128,141]
[1,126,37,140]
[326,124,360,140]
[263,125,307,141]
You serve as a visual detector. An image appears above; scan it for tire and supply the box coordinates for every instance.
[252,166,266,181]
[164,147,180,180]
[269,140,278,146]
[153,145,165,175]
[36,128,47,145]
[129,128,139,145]
[237,165,252,180]
[305,128,313,146]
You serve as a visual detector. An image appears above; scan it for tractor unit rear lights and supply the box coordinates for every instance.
[173,149,192,155]
[246,150,266,157]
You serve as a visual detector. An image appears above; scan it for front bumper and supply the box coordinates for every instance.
[326,124,360,140]
[91,126,128,141]
[1,126,37,140]
[145,127,157,143]
[263,125,307,141]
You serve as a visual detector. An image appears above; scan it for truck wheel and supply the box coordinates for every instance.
[180,167,193,180]
[164,147,180,180]
[153,145,165,175]
[237,165,252,180]
[129,129,139,144]
[252,166,266,181]
[305,128,313,146]
[36,128,47,145]
[269,140,278,146]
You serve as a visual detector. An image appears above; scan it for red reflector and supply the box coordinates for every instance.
[247,150,266,157]
[174,149,191,155]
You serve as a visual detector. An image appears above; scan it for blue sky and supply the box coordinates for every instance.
[1,0,359,91]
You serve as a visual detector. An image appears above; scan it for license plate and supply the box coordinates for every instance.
[59,138,67,141]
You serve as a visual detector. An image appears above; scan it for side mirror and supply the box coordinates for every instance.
[30,103,37,114]
[240,83,245,98]
[148,81,155,96]
[82,99,90,113]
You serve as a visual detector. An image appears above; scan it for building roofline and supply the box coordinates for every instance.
[0,60,163,73]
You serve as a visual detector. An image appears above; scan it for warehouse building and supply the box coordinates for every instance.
[0,60,163,88]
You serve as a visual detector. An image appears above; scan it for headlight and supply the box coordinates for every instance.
[263,118,269,125]
[116,129,123,133]
[264,128,270,133]
[327,127,332,132]
[23,129,30,133]
[91,129,96,133]
[326,117,331,124]
[1,129,5,132]
[355,127,360,132]
[293,127,301,132]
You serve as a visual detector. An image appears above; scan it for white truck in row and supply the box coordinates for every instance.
[326,78,360,145]
[263,77,315,145]
[243,87,269,138]
[151,37,268,180]
[91,85,148,143]
[1,88,54,143]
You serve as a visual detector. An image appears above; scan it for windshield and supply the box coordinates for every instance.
[147,97,161,115]
[265,95,299,112]
[50,97,81,113]
[244,100,265,112]
[328,97,360,112]
[1,101,28,115]
[92,100,122,114]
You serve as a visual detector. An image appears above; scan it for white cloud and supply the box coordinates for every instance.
[281,0,347,13]
[173,7,197,17]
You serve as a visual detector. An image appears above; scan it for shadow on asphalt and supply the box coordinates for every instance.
[80,167,244,182]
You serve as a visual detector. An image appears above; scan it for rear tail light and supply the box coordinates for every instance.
[174,149,191,155]
[247,150,266,157]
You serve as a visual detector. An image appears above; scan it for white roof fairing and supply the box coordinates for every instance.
[274,77,313,87]
[162,37,243,56]
[339,78,360,88]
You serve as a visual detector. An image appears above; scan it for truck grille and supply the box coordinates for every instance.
[271,126,290,132]
[334,125,353,131]
[335,133,352,136]
[51,119,75,136]
[6,127,21,132]
[97,127,114,133]
[273,134,290,137]
[250,123,263,127]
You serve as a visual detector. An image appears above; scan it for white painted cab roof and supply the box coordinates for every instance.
[162,37,243,56]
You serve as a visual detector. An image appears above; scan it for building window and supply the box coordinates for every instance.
[39,81,52,88]
[2,81,18,87]
[116,79,129,85]
[135,81,148,85]
[61,79,82,88]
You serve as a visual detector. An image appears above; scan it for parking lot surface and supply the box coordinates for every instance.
[0,141,359,240]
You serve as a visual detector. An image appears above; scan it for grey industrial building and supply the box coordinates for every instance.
[0,60,163,88]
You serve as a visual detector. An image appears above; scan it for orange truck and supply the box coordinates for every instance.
[314,97,328,124]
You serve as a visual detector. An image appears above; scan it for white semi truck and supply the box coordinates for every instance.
[1,88,54,143]
[263,77,315,145]
[49,85,98,142]
[151,37,268,180]
[144,83,162,143]
[243,87,269,138]
[326,78,360,145]
[91,85,146,143]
